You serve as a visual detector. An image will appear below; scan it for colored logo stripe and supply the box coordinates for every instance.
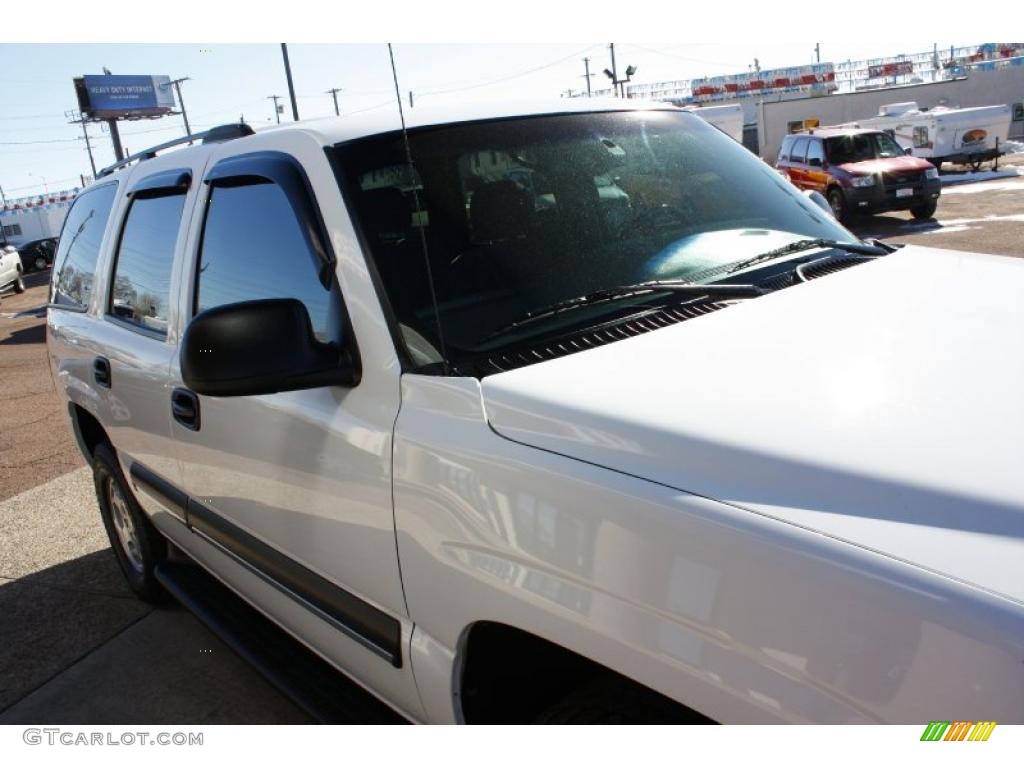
[920,721,996,741]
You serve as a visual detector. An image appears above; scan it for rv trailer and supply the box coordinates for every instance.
[843,101,1012,169]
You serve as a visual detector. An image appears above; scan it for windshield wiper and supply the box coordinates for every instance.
[482,281,763,343]
[725,238,888,276]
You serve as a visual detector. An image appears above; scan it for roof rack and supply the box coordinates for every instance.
[96,122,255,179]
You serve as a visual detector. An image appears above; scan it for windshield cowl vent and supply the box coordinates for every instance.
[481,300,730,375]
[795,255,877,283]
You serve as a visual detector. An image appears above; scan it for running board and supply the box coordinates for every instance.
[154,559,407,724]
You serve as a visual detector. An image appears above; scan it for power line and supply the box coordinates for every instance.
[620,43,748,70]
[418,44,601,96]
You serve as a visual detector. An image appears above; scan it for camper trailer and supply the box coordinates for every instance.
[844,102,1012,169]
[683,103,745,143]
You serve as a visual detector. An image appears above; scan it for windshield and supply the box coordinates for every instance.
[334,110,852,363]
[826,132,904,164]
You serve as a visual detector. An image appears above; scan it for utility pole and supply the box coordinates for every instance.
[79,116,97,178]
[326,87,342,116]
[583,56,593,96]
[281,43,299,121]
[268,95,282,124]
[409,90,414,108]
[0,184,6,207]
[814,43,820,64]
[169,77,193,142]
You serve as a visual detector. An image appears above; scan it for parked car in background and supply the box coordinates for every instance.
[18,237,58,273]
[0,244,26,296]
[776,127,941,221]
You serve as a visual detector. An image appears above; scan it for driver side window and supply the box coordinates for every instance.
[195,181,343,344]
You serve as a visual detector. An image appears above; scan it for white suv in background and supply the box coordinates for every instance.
[47,101,1024,724]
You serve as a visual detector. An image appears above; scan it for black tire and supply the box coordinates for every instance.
[910,200,938,220]
[92,443,167,603]
[533,675,709,725]
[826,187,847,222]
[13,272,26,293]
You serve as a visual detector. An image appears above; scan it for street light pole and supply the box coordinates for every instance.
[281,43,300,121]
[609,43,619,97]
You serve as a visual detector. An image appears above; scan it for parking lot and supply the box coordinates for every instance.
[1,157,1022,724]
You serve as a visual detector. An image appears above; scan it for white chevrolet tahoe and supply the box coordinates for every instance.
[46,101,1024,724]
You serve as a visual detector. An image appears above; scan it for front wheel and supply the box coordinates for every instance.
[33,256,47,272]
[13,273,26,293]
[93,443,167,603]
[910,200,938,220]
[827,188,847,221]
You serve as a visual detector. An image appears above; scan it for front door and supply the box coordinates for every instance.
[166,136,411,685]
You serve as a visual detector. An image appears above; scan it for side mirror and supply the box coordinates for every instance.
[904,147,914,155]
[181,298,359,397]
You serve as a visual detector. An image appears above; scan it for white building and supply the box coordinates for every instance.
[0,189,79,246]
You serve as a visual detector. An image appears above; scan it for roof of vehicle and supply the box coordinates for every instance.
[95,99,683,183]
[791,126,888,139]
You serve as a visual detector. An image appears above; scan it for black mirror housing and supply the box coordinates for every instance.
[181,298,359,397]
[905,147,914,155]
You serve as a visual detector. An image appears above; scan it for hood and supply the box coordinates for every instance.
[481,246,1024,603]
[837,155,934,176]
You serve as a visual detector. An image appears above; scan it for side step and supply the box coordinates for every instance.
[154,559,407,724]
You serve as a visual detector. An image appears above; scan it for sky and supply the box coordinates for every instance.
[0,40,957,199]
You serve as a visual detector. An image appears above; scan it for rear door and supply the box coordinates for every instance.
[88,160,206,521]
[786,137,810,189]
[804,138,828,193]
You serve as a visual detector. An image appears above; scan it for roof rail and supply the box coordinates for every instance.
[96,122,255,179]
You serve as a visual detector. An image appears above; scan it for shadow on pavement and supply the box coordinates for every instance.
[0,323,46,347]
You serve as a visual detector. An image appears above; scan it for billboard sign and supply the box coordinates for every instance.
[74,75,176,119]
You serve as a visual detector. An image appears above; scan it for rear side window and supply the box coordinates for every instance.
[51,183,118,308]
[789,137,809,164]
[195,182,340,343]
[109,193,186,336]
[806,139,824,166]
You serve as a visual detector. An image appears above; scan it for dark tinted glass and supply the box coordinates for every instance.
[195,182,339,342]
[51,183,118,308]
[334,111,849,359]
[109,193,185,335]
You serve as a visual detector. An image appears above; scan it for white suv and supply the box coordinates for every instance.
[47,101,1024,724]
